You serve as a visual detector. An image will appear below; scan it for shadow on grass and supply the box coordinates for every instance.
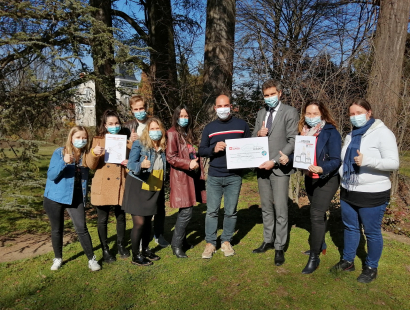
[288,198,368,266]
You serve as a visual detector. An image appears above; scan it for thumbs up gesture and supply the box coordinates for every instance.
[354,149,363,166]
[93,141,104,156]
[64,153,74,164]
[190,157,199,170]
[130,128,138,142]
[278,150,289,165]
[258,121,268,137]
[141,155,151,169]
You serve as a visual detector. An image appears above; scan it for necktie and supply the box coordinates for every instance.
[266,108,275,132]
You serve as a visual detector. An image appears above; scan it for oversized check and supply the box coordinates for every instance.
[293,135,316,169]
[225,137,269,169]
[104,134,127,164]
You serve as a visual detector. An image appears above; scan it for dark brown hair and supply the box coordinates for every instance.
[298,100,337,132]
[172,105,196,144]
[262,79,283,92]
[349,98,373,117]
[97,109,124,136]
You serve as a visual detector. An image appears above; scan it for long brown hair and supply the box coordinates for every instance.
[298,100,337,132]
[139,117,167,150]
[97,109,124,136]
[64,126,89,163]
[172,105,196,144]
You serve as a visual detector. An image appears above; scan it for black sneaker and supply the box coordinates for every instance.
[330,259,355,272]
[357,266,377,283]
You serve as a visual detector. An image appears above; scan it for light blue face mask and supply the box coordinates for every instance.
[107,125,121,134]
[134,111,147,121]
[350,114,368,128]
[73,139,87,149]
[305,116,321,128]
[264,96,279,108]
[178,118,189,127]
[149,130,162,141]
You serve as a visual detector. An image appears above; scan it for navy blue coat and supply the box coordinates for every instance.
[290,123,341,179]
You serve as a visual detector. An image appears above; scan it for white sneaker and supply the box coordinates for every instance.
[88,256,101,271]
[50,258,63,270]
[154,235,170,247]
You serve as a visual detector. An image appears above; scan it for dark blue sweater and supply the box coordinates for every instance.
[199,116,251,177]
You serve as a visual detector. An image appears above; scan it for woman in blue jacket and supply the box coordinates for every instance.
[43,126,101,271]
[287,100,341,273]
[122,117,167,266]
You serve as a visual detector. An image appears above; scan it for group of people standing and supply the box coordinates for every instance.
[43,79,399,284]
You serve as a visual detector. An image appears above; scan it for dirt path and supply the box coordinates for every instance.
[0,234,75,263]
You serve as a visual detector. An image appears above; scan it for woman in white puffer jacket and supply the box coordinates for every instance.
[330,98,399,284]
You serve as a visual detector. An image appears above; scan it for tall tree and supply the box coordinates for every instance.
[202,0,236,118]
[367,0,410,130]
[90,0,117,126]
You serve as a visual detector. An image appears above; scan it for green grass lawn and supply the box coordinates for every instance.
[1,145,410,309]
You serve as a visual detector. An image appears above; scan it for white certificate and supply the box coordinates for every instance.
[104,134,127,164]
[293,135,316,169]
[225,137,269,169]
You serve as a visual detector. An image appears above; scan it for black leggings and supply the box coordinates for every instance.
[305,175,340,254]
[130,215,153,254]
[96,205,126,246]
[43,196,94,260]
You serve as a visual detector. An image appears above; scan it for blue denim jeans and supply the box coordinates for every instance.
[341,200,388,268]
[205,175,242,246]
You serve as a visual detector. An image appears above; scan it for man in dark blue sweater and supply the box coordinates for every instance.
[199,95,251,259]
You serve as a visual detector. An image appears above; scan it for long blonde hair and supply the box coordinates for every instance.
[140,117,167,150]
[64,126,89,163]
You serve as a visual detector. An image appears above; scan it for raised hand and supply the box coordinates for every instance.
[258,121,268,137]
[121,159,129,166]
[354,149,363,166]
[141,155,151,169]
[130,128,138,142]
[279,150,289,165]
[64,153,74,164]
[190,157,199,170]
[214,141,227,153]
[93,142,104,156]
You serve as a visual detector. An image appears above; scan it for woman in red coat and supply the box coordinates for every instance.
[167,105,206,258]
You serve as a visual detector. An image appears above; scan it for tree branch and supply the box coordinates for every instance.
[111,9,149,44]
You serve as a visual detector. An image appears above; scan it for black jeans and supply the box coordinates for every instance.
[305,175,340,254]
[43,196,94,260]
[171,207,193,248]
[96,205,126,248]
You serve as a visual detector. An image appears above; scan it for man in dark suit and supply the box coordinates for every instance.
[252,79,299,266]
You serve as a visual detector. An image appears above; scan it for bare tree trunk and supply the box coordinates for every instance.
[367,0,410,131]
[146,0,179,122]
[202,0,236,119]
[90,0,116,127]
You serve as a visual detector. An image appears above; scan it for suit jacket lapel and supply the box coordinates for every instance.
[268,102,283,136]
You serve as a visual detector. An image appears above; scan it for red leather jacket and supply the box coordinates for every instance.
[166,127,206,208]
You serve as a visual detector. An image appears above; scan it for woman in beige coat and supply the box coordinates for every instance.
[86,109,132,263]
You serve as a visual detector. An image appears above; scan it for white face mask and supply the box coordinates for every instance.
[216,107,230,120]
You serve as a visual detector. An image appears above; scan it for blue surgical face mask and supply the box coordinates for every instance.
[134,111,147,121]
[73,139,87,149]
[149,130,162,141]
[178,118,189,127]
[350,114,368,128]
[264,95,279,108]
[305,116,321,128]
[107,125,121,134]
